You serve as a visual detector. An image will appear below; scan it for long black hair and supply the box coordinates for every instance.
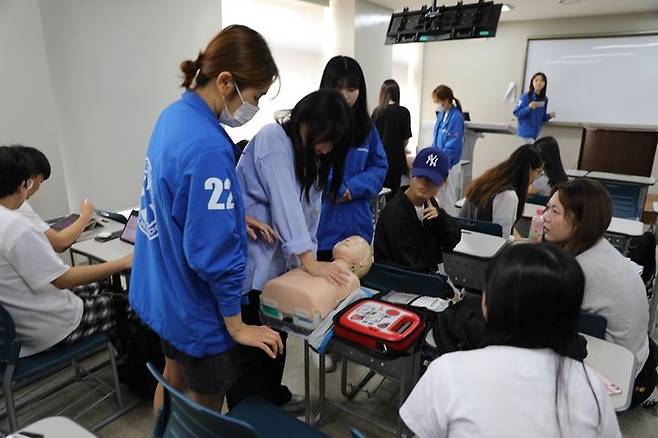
[482,243,602,436]
[534,137,567,187]
[280,89,354,202]
[465,144,543,221]
[319,56,371,147]
[372,79,400,120]
[528,72,547,100]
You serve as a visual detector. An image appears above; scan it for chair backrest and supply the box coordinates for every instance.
[0,303,22,366]
[147,363,259,438]
[526,194,549,206]
[455,218,503,237]
[578,313,607,339]
[361,263,451,298]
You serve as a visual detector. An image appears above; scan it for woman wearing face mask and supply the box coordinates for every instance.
[431,85,464,216]
[316,56,388,262]
[226,89,353,411]
[129,25,283,414]
[514,72,556,143]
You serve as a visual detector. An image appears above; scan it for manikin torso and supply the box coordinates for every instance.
[260,236,373,331]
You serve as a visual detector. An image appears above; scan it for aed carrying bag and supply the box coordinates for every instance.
[333,298,426,357]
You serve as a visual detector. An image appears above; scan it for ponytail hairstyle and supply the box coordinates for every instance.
[319,56,372,147]
[180,25,279,91]
[280,89,354,202]
[465,144,543,221]
[372,79,401,120]
[432,85,462,112]
[528,72,548,100]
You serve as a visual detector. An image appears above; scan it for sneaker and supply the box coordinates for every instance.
[281,394,306,413]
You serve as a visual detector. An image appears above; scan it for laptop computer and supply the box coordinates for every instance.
[119,210,139,245]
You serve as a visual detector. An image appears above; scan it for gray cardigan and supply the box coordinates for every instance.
[577,238,649,379]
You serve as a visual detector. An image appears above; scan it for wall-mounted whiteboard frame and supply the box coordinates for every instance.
[522,31,658,130]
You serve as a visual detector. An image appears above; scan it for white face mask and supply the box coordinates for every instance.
[436,103,444,113]
[219,82,259,127]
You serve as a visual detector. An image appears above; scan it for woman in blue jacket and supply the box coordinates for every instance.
[514,72,556,143]
[228,90,353,411]
[129,25,283,413]
[431,84,464,216]
[316,56,388,261]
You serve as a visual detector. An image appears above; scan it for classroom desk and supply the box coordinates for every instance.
[462,122,517,198]
[71,236,133,264]
[582,334,636,411]
[585,171,656,220]
[10,416,97,438]
[443,230,507,291]
[566,168,589,178]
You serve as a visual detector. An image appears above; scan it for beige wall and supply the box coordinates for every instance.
[420,12,658,192]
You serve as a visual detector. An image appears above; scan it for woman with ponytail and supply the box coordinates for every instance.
[401,243,620,438]
[430,85,464,216]
[130,25,283,413]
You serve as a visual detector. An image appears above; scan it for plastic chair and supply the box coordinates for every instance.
[361,263,452,298]
[148,363,327,438]
[0,303,123,432]
[578,313,607,339]
[455,217,503,237]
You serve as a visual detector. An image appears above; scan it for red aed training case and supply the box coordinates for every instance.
[334,299,426,354]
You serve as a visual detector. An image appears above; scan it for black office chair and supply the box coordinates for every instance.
[455,218,503,237]
[361,262,452,299]
[578,313,607,339]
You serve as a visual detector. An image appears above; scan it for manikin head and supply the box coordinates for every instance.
[332,236,373,278]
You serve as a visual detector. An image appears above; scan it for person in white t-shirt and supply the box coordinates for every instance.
[13,145,96,252]
[400,243,621,438]
[0,146,132,357]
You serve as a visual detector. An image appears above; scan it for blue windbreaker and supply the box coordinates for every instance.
[513,91,550,140]
[317,126,387,250]
[431,106,464,168]
[129,91,247,358]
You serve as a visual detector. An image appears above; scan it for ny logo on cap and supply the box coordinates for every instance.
[426,154,438,167]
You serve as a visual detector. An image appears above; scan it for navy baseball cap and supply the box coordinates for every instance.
[411,148,450,187]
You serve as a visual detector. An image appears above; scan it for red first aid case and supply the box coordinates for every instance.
[334,299,426,355]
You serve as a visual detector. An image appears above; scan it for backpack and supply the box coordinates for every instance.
[626,231,656,299]
[113,295,164,399]
[431,293,486,355]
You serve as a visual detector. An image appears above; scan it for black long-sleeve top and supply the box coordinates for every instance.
[374,189,461,273]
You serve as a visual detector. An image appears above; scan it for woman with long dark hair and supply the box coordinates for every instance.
[372,79,412,196]
[543,179,657,406]
[227,89,354,410]
[316,56,388,261]
[401,243,620,437]
[529,136,567,196]
[460,144,544,238]
[514,72,556,142]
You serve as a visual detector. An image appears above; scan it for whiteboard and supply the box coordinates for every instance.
[523,34,658,127]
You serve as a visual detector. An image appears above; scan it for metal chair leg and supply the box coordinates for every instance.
[3,364,18,432]
[107,342,124,408]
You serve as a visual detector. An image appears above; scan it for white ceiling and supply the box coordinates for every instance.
[368,0,658,21]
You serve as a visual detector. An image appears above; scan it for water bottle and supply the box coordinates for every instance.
[528,208,545,243]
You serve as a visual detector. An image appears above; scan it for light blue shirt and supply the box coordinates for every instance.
[236,123,322,292]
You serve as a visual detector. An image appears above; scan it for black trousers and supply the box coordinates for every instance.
[226,289,291,409]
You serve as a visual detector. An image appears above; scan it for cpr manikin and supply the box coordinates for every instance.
[260,236,373,333]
